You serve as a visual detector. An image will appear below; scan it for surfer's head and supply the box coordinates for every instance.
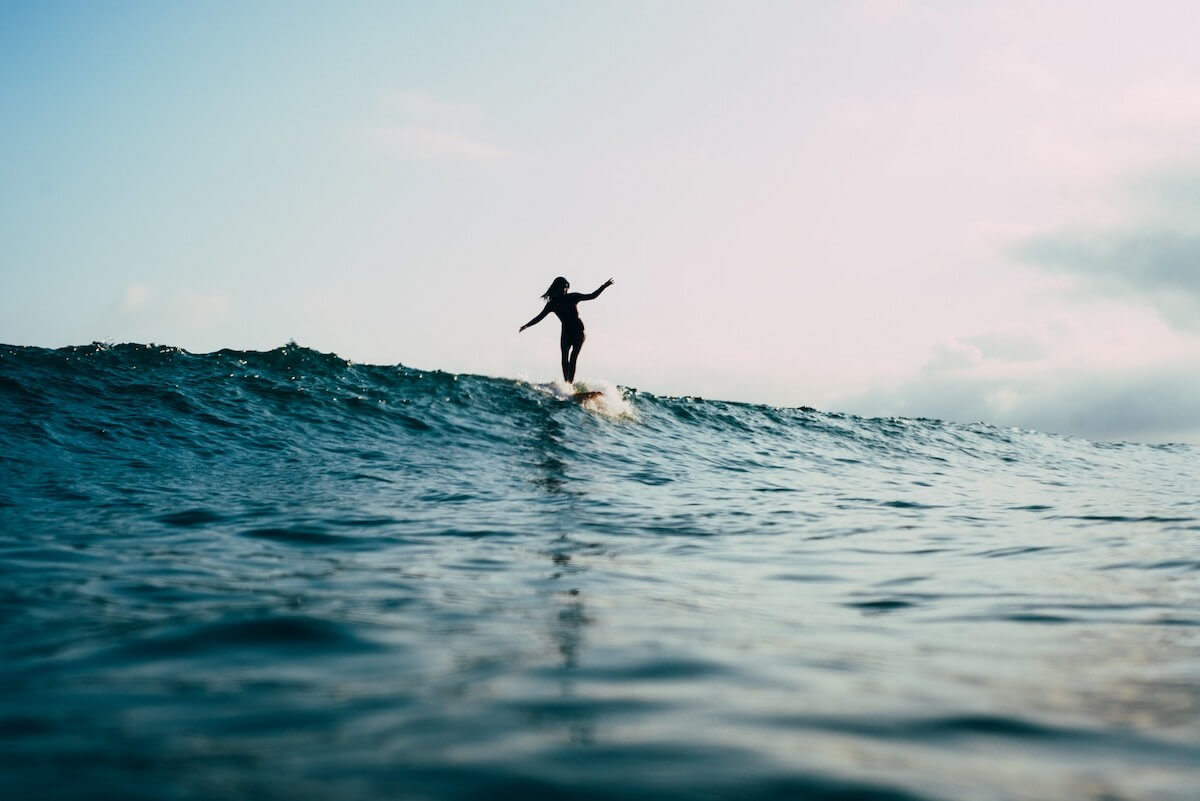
[542,277,569,299]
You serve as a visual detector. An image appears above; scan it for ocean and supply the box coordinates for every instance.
[2,342,1198,801]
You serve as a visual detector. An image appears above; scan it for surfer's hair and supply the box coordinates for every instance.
[542,277,569,300]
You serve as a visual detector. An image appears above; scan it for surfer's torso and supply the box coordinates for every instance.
[549,294,586,338]
[548,294,585,325]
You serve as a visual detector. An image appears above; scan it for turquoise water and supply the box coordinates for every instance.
[2,342,1198,800]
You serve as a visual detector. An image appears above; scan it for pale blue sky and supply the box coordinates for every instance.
[4,1,1200,441]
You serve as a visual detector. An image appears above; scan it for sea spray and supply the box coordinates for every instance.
[526,376,638,420]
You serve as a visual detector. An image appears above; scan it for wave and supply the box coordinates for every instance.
[6,340,1185,541]
[0,341,1176,478]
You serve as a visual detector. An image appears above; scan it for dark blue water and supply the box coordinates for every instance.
[2,342,1198,801]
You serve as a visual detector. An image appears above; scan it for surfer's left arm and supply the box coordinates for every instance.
[579,278,614,301]
[519,304,551,332]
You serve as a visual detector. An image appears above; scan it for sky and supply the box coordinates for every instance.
[3,1,1200,443]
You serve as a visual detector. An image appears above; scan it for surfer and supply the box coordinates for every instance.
[519,276,614,383]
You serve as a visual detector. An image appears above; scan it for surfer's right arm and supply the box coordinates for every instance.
[519,304,551,332]
[578,278,614,301]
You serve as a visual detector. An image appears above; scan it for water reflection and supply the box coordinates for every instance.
[529,412,575,495]
[546,539,595,746]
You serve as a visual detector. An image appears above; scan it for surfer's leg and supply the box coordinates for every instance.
[566,334,584,383]
[559,332,572,383]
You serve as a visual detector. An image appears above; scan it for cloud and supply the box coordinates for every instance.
[1123,167,1200,221]
[174,289,231,323]
[960,332,1048,363]
[119,282,152,312]
[834,163,1200,444]
[1015,227,1200,330]
[1013,165,1200,331]
[917,331,1051,377]
[837,354,1200,444]
[359,90,509,163]
[109,284,231,343]
[362,125,508,162]
[376,91,475,126]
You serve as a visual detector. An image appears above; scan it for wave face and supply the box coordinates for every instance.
[2,342,1199,801]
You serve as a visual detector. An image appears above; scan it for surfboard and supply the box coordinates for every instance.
[573,390,603,402]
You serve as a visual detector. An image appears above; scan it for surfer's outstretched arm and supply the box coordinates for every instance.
[578,278,614,302]
[519,304,551,332]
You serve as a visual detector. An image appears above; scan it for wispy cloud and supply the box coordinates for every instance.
[359,90,509,163]
[110,283,231,338]
[362,125,509,162]
[376,90,475,126]
[119,282,152,312]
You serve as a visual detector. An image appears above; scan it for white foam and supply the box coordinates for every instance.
[526,377,637,420]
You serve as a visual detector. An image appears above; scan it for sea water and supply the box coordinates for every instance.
[1,342,1197,801]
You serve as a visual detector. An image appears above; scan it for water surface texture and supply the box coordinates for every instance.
[2,343,1198,800]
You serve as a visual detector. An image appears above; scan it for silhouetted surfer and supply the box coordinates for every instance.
[519,276,614,383]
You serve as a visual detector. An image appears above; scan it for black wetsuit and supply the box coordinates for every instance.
[549,294,587,349]
[521,283,611,383]
[542,294,588,382]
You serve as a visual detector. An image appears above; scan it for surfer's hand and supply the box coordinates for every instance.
[603,278,614,288]
[518,325,527,333]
